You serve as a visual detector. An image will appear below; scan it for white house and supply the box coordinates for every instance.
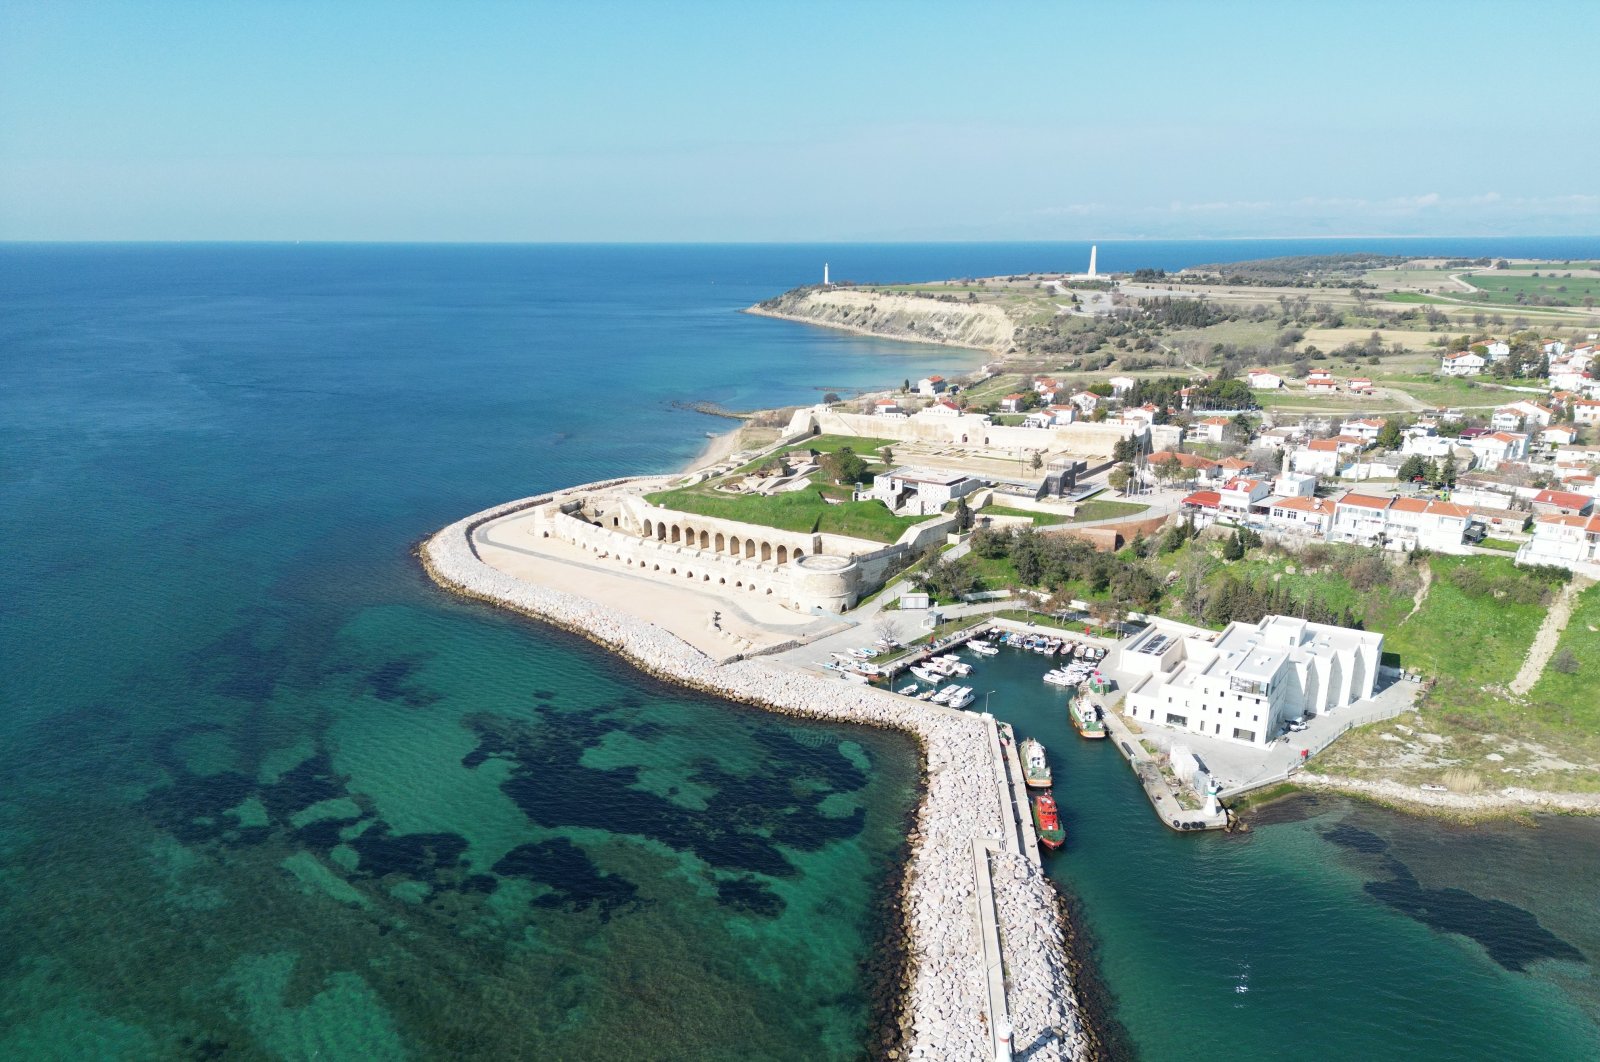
[1440,351,1486,376]
[1305,369,1339,393]
[1402,431,1456,458]
[1121,616,1384,748]
[1542,425,1579,447]
[1572,399,1600,427]
[1256,426,1304,451]
[918,399,963,418]
[1482,339,1511,361]
[1495,400,1554,429]
[1265,494,1336,536]
[1108,375,1136,395]
[1292,438,1358,477]
[1339,418,1388,444]
[1069,391,1101,414]
[1517,514,1600,572]
[1332,493,1472,553]
[1022,410,1053,430]
[999,393,1029,413]
[1247,370,1285,390]
[1465,431,1529,470]
[1194,416,1231,444]
[915,375,948,396]
[1217,477,1271,519]
[1347,377,1375,395]
[872,397,906,418]
[1543,339,1568,358]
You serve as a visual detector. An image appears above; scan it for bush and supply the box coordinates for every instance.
[1551,649,1580,675]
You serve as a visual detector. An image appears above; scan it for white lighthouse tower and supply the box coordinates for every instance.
[823,262,830,287]
[1087,245,1098,278]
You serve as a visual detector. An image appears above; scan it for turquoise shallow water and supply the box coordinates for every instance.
[4,241,1600,1059]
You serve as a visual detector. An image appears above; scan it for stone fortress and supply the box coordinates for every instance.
[518,484,946,614]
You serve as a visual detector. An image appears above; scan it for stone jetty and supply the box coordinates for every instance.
[421,495,1090,1061]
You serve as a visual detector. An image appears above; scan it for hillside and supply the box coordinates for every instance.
[747,286,1017,354]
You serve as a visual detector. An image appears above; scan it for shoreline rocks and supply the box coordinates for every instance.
[419,497,1088,1061]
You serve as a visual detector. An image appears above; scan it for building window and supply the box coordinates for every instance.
[1166,713,1188,727]
[1233,728,1256,742]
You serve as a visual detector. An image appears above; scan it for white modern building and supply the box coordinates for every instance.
[1440,351,1486,376]
[1517,514,1600,571]
[1121,616,1385,747]
[1332,493,1472,553]
[868,466,982,516]
[1465,431,1529,470]
[1247,370,1285,390]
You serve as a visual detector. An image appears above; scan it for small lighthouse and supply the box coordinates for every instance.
[1087,245,1097,278]
[823,262,830,287]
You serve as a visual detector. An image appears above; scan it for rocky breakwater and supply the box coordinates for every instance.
[748,287,1017,355]
[420,494,1089,1061]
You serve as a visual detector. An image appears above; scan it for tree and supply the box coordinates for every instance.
[1108,463,1134,494]
[822,446,868,485]
[1441,455,1458,489]
[954,496,974,532]
[1029,451,1043,471]
[1397,454,1426,482]
[1222,529,1246,561]
[881,445,894,467]
[822,392,841,405]
[1376,418,1403,451]
[902,378,910,393]
[1155,455,1185,487]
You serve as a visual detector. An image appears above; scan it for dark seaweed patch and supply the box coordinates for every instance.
[715,876,786,917]
[364,656,442,709]
[1365,856,1585,972]
[347,823,469,882]
[493,839,638,919]
[258,751,348,822]
[140,770,258,843]
[532,689,555,700]
[1322,824,1390,854]
[463,706,870,882]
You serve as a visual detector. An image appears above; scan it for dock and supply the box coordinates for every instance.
[1102,709,1230,832]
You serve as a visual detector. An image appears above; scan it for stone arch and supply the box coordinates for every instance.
[777,545,789,565]
[670,567,678,575]
[715,533,725,552]
[656,521,667,540]
[765,588,773,595]
[793,548,804,559]
[699,530,710,549]
[653,563,660,571]
[734,580,742,588]
[671,526,681,544]
[761,542,772,562]
[703,574,711,582]
[745,540,756,559]
[685,570,693,579]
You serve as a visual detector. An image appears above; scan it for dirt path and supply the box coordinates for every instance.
[1510,576,1593,695]
[1405,560,1433,620]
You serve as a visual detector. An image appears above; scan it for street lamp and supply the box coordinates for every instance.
[984,689,997,713]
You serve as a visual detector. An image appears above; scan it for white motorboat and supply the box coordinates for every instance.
[968,642,999,657]
[911,665,943,683]
[931,686,956,705]
[898,684,920,696]
[945,687,975,709]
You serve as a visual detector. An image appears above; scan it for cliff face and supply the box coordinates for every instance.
[748,287,1016,354]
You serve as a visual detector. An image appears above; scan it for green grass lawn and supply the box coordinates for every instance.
[643,482,923,543]
[1478,537,1520,553]
[1070,499,1150,523]
[1384,555,1547,687]
[1527,582,1600,735]
[981,504,1070,526]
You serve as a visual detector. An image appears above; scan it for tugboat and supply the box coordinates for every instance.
[1032,792,1066,850]
[1069,697,1108,740]
[1020,738,1053,788]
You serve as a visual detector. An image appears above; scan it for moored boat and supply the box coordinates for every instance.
[1069,697,1108,739]
[1021,738,1053,788]
[945,686,975,709]
[1032,792,1065,850]
[969,642,999,657]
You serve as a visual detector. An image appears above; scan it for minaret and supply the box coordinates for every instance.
[823,262,830,287]
[1087,245,1097,278]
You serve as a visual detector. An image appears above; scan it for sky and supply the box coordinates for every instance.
[2,1,1597,242]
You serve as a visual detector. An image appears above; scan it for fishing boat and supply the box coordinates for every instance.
[1043,669,1074,687]
[1020,738,1053,788]
[931,686,956,705]
[1032,792,1065,850]
[910,665,943,683]
[1069,697,1107,739]
[898,684,919,696]
[945,686,975,709]
[968,642,999,657]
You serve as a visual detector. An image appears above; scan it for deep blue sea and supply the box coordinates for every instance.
[3,241,1598,1059]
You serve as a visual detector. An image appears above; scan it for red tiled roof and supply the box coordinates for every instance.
[1337,493,1389,510]
[1182,491,1220,509]
[1532,489,1592,509]
[1272,496,1330,513]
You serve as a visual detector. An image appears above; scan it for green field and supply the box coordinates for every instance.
[981,504,1069,526]
[1383,555,1548,685]
[1071,499,1150,523]
[1528,582,1600,735]
[644,483,923,543]
[1461,272,1600,307]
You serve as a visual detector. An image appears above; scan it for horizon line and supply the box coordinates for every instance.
[4,234,1600,247]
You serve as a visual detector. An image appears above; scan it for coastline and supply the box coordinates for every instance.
[743,304,1007,356]
[681,422,745,473]
[1285,772,1600,822]
[418,496,1092,1061]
